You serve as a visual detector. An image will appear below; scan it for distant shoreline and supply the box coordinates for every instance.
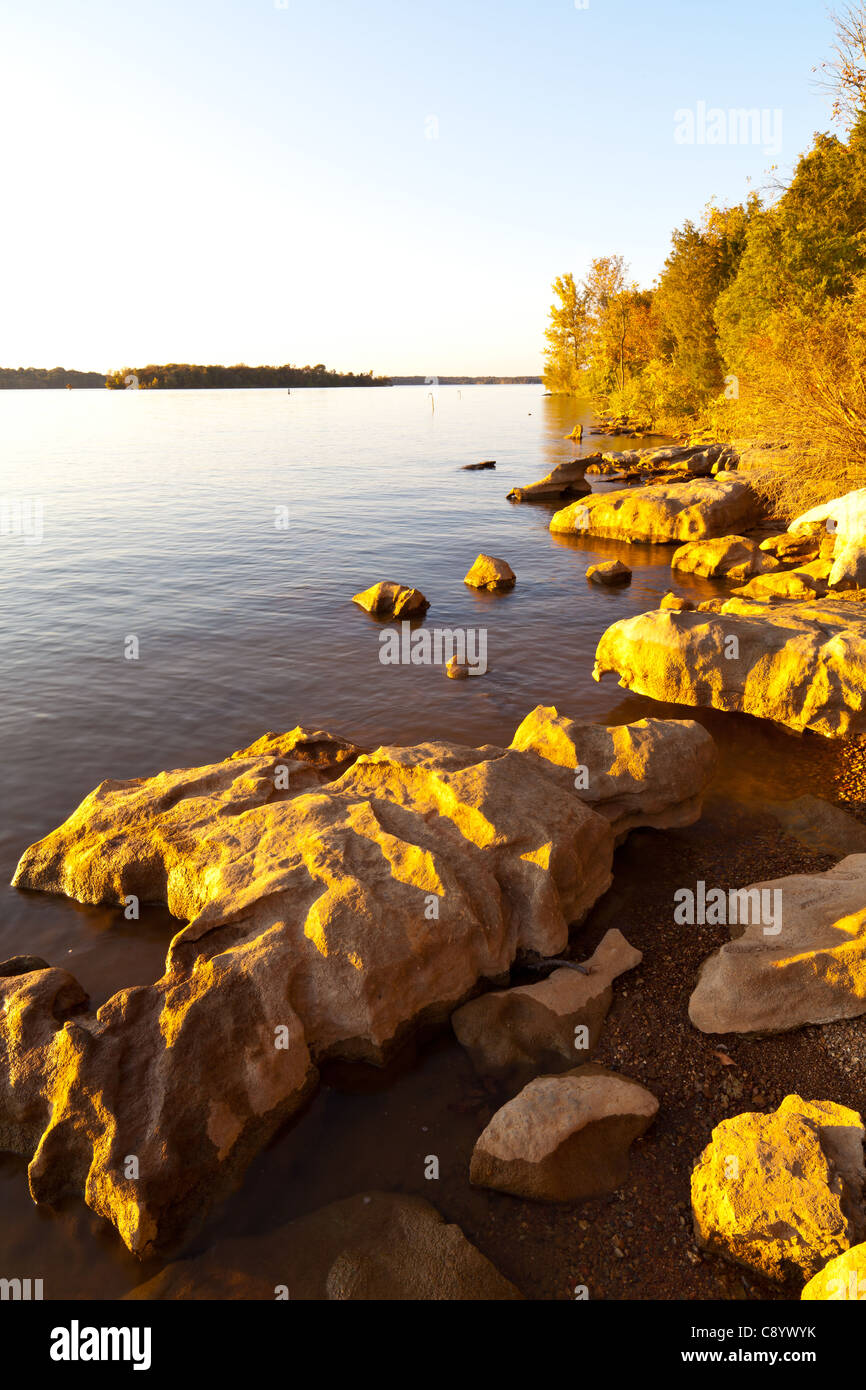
[0,366,542,391]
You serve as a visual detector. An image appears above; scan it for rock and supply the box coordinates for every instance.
[8,728,617,1253]
[463,554,515,590]
[445,655,472,679]
[691,1096,866,1281]
[759,533,820,562]
[829,543,866,592]
[229,726,367,780]
[671,536,779,583]
[660,592,695,611]
[507,458,594,502]
[0,955,51,977]
[461,461,496,471]
[755,796,866,857]
[469,1064,658,1201]
[352,582,429,617]
[586,560,632,586]
[510,705,717,840]
[689,853,866,1034]
[127,1192,522,1301]
[593,598,866,738]
[452,929,642,1087]
[550,476,762,544]
[789,488,866,545]
[732,560,831,601]
[802,1244,866,1300]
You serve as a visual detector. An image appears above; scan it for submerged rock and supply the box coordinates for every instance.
[352,582,430,616]
[510,705,717,840]
[691,1096,866,1281]
[689,854,866,1035]
[755,795,866,857]
[550,476,762,544]
[593,598,866,739]
[463,554,516,590]
[586,560,631,586]
[452,929,642,1087]
[127,1192,522,1301]
[469,1064,658,1201]
[507,457,594,502]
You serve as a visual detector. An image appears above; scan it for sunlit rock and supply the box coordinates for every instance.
[509,704,717,839]
[689,854,866,1034]
[732,559,831,601]
[691,1096,866,1281]
[802,1243,866,1300]
[671,535,779,582]
[352,581,429,616]
[463,554,516,590]
[469,1064,658,1201]
[550,476,762,544]
[586,560,631,585]
[452,929,642,1087]
[593,599,866,738]
[506,458,593,502]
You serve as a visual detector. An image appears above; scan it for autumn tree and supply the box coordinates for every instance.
[543,273,590,393]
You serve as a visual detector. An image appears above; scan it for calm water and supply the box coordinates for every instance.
[0,384,847,1296]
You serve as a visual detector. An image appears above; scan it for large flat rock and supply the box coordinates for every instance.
[550,475,761,544]
[689,854,866,1034]
[593,598,866,738]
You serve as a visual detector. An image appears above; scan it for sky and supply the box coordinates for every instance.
[0,0,843,375]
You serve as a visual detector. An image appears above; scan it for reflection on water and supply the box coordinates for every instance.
[0,384,850,1296]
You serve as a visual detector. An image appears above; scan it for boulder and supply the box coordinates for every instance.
[586,560,632,586]
[660,592,695,611]
[229,725,366,780]
[463,554,516,590]
[691,1096,866,1281]
[759,532,820,563]
[802,1244,866,1300]
[352,582,429,617]
[689,854,866,1034]
[451,929,642,1086]
[732,559,831,602]
[789,488,866,545]
[469,1064,658,1201]
[127,1192,522,1301]
[671,536,778,583]
[829,543,866,592]
[509,705,717,839]
[461,461,496,471]
[593,598,866,739]
[550,476,762,545]
[8,728,618,1253]
[506,457,594,502]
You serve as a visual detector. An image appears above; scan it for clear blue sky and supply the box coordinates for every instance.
[0,0,840,375]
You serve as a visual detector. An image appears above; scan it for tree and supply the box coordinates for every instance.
[543,273,590,393]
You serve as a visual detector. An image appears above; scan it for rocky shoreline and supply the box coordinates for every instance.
[3,434,866,1301]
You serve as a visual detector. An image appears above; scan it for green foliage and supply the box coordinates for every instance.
[104,363,390,389]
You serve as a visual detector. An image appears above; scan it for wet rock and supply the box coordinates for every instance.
[671,536,778,583]
[461,461,496,471]
[586,560,632,586]
[660,592,695,611]
[9,728,617,1253]
[127,1192,522,1301]
[463,554,516,590]
[510,704,717,839]
[445,655,473,679]
[689,853,866,1034]
[507,458,594,502]
[352,582,430,616]
[0,955,51,977]
[593,598,866,739]
[550,476,762,544]
[691,1096,866,1281]
[469,1064,658,1201]
[452,929,642,1087]
[801,1243,866,1300]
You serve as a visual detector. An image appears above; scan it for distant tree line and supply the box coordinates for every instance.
[389,376,542,385]
[0,366,105,389]
[105,363,391,389]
